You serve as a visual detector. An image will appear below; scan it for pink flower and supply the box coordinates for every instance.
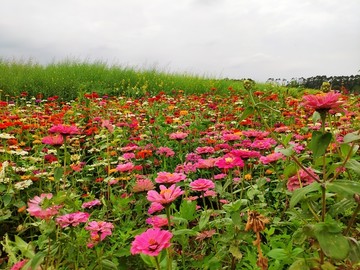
[169,132,188,140]
[229,149,261,159]
[250,138,276,150]
[215,156,244,169]
[195,158,219,169]
[146,216,170,228]
[155,172,186,184]
[287,168,319,191]
[116,162,135,172]
[27,193,62,220]
[195,146,215,155]
[49,124,79,135]
[122,152,135,160]
[189,178,215,192]
[130,228,173,256]
[41,134,64,146]
[148,202,165,214]
[259,152,285,165]
[222,133,241,141]
[82,199,101,209]
[302,91,343,112]
[242,130,269,139]
[56,212,90,228]
[85,221,114,247]
[147,184,184,205]
[132,179,155,193]
[11,259,28,270]
[101,119,114,133]
[156,147,175,157]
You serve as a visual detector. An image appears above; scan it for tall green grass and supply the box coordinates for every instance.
[0,59,249,100]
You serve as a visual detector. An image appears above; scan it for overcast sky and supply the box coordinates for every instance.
[1,0,359,82]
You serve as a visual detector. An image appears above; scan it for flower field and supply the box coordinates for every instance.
[1,83,360,269]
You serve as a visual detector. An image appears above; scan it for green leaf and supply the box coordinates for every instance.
[239,106,254,122]
[199,210,212,230]
[348,238,360,263]
[290,182,321,208]
[267,248,289,260]
[345,159,360,175]
[289,259,312,270]
[313,221,349,260]
[179,199,197,221]
[343,131,360,143]
[222,199,246,212]
[54,167,64,181]
[277,145,295,157]
[15,235,35,258]
[139,253,156,267]
[101,259,118,270]
[2,194,12,207]
[229,245,243,260]
[312,111,321,123]
[327,180,360,199]
[172,229,198,236]
[340,143,359,158]
[308,131,332,158]
[0,209,12,221]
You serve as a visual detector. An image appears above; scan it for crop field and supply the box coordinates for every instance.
[0,63,360,269]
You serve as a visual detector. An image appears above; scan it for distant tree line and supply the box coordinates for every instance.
[266,75,360,93]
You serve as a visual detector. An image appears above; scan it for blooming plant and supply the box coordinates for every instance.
[0,84,359,270]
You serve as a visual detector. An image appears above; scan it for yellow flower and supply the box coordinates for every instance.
[244,174,252,181]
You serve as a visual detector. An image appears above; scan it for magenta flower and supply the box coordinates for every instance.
[146,215,170,228]
[148,202,165,214]
[195,146,215,155]
[85,221,114,248]
[56,212,90,228]
[222,133,241,141]
[147,184,184,205]
[189,178,215,192]
[287,168,319,191]
[169,131,188,140]
[259,152,285,165]
[242,130,270,139]
[82,199,102,209]
[27,193,62,220]
[302,91,343,112]
[215,156,244,169]
[156,147,175,157]
[229,149,261,159]
[116,162,135,172]
[155,172,186,184]
[48,124,80,135]
[130,228,173,256]
[41,134,64,146]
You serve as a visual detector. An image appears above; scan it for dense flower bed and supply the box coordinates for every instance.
[0,86,360,269]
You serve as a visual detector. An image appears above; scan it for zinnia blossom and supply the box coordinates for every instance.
[156,147,175,157]
[130,228,173,256]
[41,134,64,146]
[259,152,285,165]
[146,215,170,228]
[155,172,186,184]
[169,132,188,140]
[287,168,319,191]
[48,124,80,135]
[147,184,184,205]
[56,212,90,228]
[116,162,135,172]
[302,91,343,112]
[189,178,215,192]
[215,156,244,169]
[132,178,155,193]
[148,202,165,214]
[82,199,101,209]
[85,221,114,248]
[10,259,29,270]
[27,193,62,220]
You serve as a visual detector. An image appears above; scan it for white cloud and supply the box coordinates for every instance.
[1,0,359,81]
